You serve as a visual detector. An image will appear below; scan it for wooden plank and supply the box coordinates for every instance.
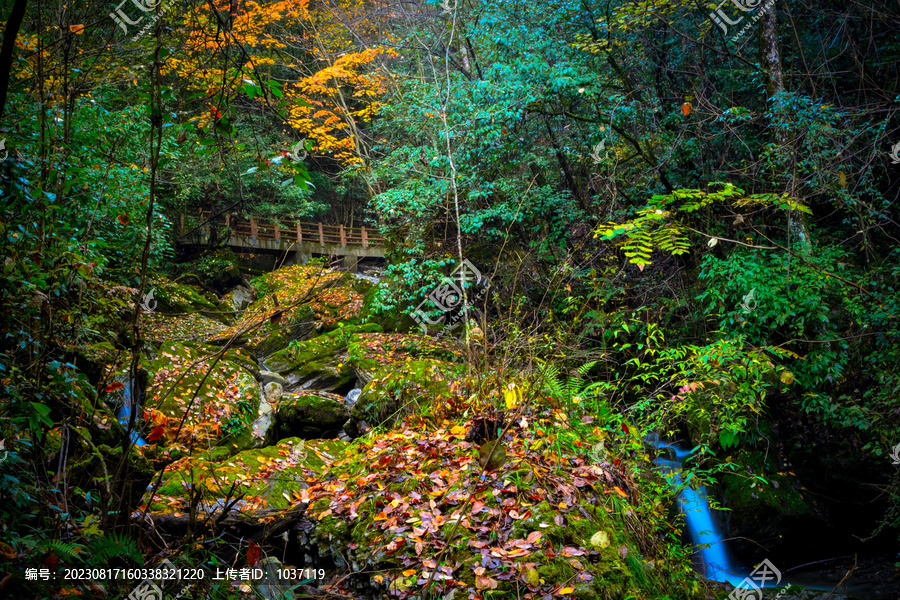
[275,222,280,241]
[225,214,230,228]
[318,222,324,246]
[361,226,368,248]
[297,222,302,243]
[340,224,346,247]
[250,218,257,238]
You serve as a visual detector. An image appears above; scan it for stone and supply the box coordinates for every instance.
[272,391,350,439]
[259,370,287,387]
[264,381,284,404]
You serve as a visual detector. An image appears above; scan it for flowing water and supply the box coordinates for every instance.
[646,435,746,586]
[115,378,148,447]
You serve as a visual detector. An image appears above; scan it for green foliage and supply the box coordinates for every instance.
[87,532,143,567]
[595,183,811,268]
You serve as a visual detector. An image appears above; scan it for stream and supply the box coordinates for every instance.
[116,378,147,447]
[647,435,895,598]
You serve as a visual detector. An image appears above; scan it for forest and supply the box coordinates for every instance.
[0,0,899,598]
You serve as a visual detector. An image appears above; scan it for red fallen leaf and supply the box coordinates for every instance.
[0,541,16,559]
[117,214,130,226]
[146,425,166,443]
[247,540,260,566]
[621,422,630,434]
[104,382,125,393]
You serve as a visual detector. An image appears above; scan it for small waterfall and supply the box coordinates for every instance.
[647,435,744,586]
[115,378,147,447]
[346,388,362,405]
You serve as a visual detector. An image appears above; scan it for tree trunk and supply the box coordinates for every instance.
[0,0,28,121]
[760,0,812,253]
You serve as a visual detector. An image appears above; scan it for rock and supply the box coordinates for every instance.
[259,370,287,387]
[345,387,362,405]
[140,342,262,455]
[143,437,347,513]
[344,358,467,437]
[253,557,294,600]
[225,284,256,313]
[265,324,381,392]
[272,391,351,440]
[250,396,276,445]
[265,382,284,404]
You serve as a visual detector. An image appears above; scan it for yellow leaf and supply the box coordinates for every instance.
[503,383,519,409]
[402,569,416,577]
[560,587,574,594]
[526,568,540,587]
[69,25,85,34]
[590,530,611,548]
[780,371,794,385]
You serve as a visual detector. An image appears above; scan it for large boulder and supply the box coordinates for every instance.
[223,284,256,313]
[265,323,382,392]
[207,265,354,354]
[140,342,262,456]
[270,391,351,441]
[346,331,462,384]
[343,358,468,438]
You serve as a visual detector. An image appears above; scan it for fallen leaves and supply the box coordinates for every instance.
[299,415,635,600]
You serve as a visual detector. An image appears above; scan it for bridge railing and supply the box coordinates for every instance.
[180,213,385,249]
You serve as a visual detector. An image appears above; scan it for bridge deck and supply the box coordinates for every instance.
[178,213,386,258]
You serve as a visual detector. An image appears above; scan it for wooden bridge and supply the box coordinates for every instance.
[178,212,386,261]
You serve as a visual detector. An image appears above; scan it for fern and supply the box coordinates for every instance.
[540,361,599,404]
[87,532,143,567]
[39,540,85,563]
[594,182,812,269]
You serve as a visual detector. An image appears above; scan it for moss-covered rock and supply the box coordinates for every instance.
[344,358,467,437]
[346,332,462,384]
[143,437,347,513]
[300,419,693,600]
[143,275,228,323]
[265,323,381,392]
[139,342,262,455]
[209,265,355,352]
[270,391,351,441]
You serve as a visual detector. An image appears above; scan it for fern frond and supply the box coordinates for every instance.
[87,532,143,567]
[40,540,85,562]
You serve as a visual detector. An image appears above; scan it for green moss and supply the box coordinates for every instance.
[143,341,260,451]
[266,323,381,389]
[348,358,466,434]
[145,438,345,512]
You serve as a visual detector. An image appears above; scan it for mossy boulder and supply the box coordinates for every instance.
[143,276,228,323]
[143,437,347,513]
[211,265,361,352]
[265,323,382,392]
[302,420,691,600]
[346,332,462,384]
[270,391,351,441]
[140,342,262,455]
[344,358,467,437]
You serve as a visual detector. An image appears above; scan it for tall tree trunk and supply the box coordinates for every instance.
[760,1,812,253]
[0,0,28,121]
